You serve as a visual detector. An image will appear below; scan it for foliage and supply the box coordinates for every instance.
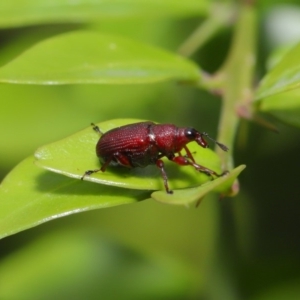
[0,0,300,299]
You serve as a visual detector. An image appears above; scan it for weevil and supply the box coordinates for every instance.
[81,121,228,194]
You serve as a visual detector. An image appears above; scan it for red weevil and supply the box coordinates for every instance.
[82,121,228,194]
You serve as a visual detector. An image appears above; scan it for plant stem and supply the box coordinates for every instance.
[178,18,224,57]
[216,4,257,172]
[178,3,234,57]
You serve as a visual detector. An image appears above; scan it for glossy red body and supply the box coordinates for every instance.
[97,122,206,168]
[83,121,228,194]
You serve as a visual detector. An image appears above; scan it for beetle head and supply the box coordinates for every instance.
[185,128,208,148]
[185,128,228,152]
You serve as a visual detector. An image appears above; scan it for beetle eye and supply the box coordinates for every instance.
[185,128,197,139]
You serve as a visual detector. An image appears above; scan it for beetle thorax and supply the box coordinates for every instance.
[150,124,188,154]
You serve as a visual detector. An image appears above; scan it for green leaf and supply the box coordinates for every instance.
[265,43,297,71]
[0,156,149,239]
[0,118,235,238]
[0,31,200,85]
[257,43,300,128]
[259,88,300,127]
[35,119,226,192]
[151,165,246,206]
[0,0,209,28]
[256,42,300,100]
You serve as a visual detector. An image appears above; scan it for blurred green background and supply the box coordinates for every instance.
[1,1,300,299]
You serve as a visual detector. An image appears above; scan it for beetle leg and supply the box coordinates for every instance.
[81,168,102,180]
[91,123,103,135]
[169,155,225,178]
[183,145,195,163]
[113,152,133,168]
[81,156,113,180]
[156,159,173,194]
[99,157,113,172]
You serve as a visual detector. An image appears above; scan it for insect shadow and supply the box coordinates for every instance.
[35,170,149,200]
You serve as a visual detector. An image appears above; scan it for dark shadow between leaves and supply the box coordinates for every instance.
[35,170,150,201]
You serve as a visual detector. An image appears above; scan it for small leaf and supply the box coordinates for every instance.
[256,42,300,100]
[35,119,226,192]
[259,88,300,128]
[0,155,149,239]
[0,0,209,28]
[266,43,297,71]
[0,31,201,85]
[151,165,246,206]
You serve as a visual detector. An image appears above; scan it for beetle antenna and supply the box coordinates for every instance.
[201,132,229,152]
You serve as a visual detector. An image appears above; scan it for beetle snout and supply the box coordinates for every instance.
[195,136,208,148]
